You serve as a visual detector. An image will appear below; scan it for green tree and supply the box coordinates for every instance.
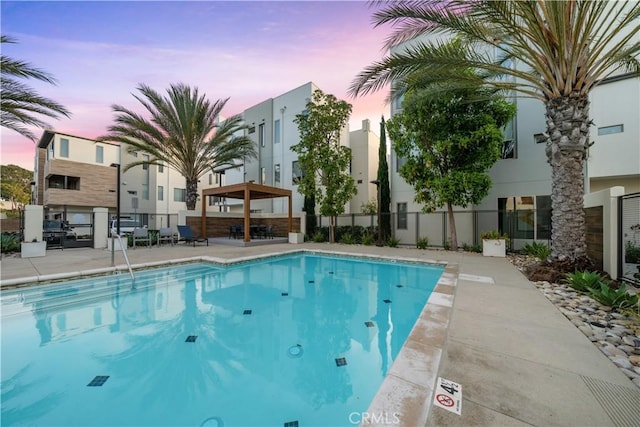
[386,84,515,251]
[292,90,356,243]
[99,83,256,210]
[303,194,317,236]
[350,1,640,262]
[377,116,392,241]
[0,164,32,209]
[1,35,70,141]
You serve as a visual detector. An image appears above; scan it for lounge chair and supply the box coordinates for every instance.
[132,228,151,249]
[157,227,176,246]
[177,225,209,247]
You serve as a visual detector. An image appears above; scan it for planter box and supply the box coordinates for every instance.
[21,241,47,258]
[288,232,304,244]
[482,239,506,257]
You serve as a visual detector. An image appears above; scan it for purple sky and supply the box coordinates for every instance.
[1,1,392,169]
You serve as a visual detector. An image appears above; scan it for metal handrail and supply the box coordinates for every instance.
[111,229,135,280]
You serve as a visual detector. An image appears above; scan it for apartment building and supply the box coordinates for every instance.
[222,82,354,215]
[349,119,380,214]
[388,32,640,244]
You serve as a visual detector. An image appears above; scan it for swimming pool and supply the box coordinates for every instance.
[1,252,445,426]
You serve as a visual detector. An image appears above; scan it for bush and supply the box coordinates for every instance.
[589,282,639,310]
[462,243,482,253]
[339,233,356,244]
[521,242,551,260]
[565,270,607,293]
[481,230,510,242]
[387,236,400,248]
[312,230,327,243]
[625,241,640,264]
[361,233,375,246]
[1,233,20,253]
[416,236,429,249]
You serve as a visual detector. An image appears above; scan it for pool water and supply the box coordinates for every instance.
[1,253,443,426]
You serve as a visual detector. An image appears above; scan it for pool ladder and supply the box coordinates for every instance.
[111,230,135,280]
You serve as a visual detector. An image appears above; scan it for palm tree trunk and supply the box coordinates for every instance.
[186,179,198,210]
[545,95,589,261]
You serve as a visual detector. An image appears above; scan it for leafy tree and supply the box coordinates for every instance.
[303,194,317,236]
[350,0,640,262]
[1,35,70,141]
[99,83,256,210]
[386,83,515,251]
[361,199,377,215]
[292,90,356,243]
[377,116,392,241]
[0,164,32,209]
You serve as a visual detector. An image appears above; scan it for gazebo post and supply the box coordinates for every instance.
[244,187,251,242]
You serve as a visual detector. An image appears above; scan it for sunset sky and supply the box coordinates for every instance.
[1,1,392,169]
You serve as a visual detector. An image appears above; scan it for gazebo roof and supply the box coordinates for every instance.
[202,182,291,200]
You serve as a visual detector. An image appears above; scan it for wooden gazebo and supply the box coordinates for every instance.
[201,182,293,242]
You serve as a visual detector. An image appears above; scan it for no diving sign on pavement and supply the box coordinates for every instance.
[433,377,462,415]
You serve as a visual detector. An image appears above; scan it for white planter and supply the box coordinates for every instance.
[288,232,304,244]
[482,239,506,257]
[21,241,47,258]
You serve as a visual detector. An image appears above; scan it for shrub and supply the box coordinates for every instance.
[565,270,607,293]
[589,282,639,310]
[417,236,429,249]
[312,230,327,243]
[387,236,400,248]
[462,243,482,253]
[443,240,450,251]
[625,241,640,264]
[339,233,356,244]
[521,241,551,260]
[361,233,375,246]
[481,230,510,242]
[1,233,20,253]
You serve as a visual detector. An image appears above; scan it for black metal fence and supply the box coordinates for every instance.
[311,208,552,251]
[619,192,640,285]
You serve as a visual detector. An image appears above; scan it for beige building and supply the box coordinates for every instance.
[349,119,381,214]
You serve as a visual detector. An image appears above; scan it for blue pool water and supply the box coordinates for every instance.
[1,253,443,426]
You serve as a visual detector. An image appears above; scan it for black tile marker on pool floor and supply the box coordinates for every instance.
[185,335,197,343]
[284,421,299,427]
[281,292,289,296]
[87,376,110,387]
[365,321,375,328]
[383,299,392,304]
[335,357,347,367]
[243,309,252,315]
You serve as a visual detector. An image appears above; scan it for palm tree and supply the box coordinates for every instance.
[1,35,71,141]
[350,1,640,262]
[99,83,257,210]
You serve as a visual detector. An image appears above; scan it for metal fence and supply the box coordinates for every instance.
[619,192,640,285]
[312,208,552,251]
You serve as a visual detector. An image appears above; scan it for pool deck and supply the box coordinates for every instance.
[2,242,639,426]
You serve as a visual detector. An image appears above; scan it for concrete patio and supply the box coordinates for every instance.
[1,242,639,426]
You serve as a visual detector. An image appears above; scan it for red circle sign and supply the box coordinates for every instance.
[436,394,454,407]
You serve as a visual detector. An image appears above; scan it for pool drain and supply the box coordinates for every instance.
[288,344,303,358]
[201,416,223,427]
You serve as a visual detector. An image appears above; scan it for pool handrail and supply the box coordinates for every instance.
[111,229,135,280]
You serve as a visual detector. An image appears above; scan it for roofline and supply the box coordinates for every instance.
[36,130,119,148]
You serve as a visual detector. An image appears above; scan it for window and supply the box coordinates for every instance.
[259,123,265,147]
[248,125,256,134]
[142,183,149,200]
[47,175,80,190]
[396,155,407,172]
[501,119,516,159]
[498,195,551,239]
[597,124,624,135]
[260,167,266,184]
[142,154,149,170]
[274,119,280,144]
[274,164,280,185]
[96,146,104,163]
[536,195,551,239]
[174,188,186,202]
[158,163,164,173]
[142,154,150,199]
[292,161,303,184]
[357,179,363,184]
[208,173,213,185]
[48,141,55,160]
[397,203,407,229]
[208,196,223,206]
[60,138,69,158]
[215,173,219,184]
[534,133,546,144]
[157,185,164,201]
